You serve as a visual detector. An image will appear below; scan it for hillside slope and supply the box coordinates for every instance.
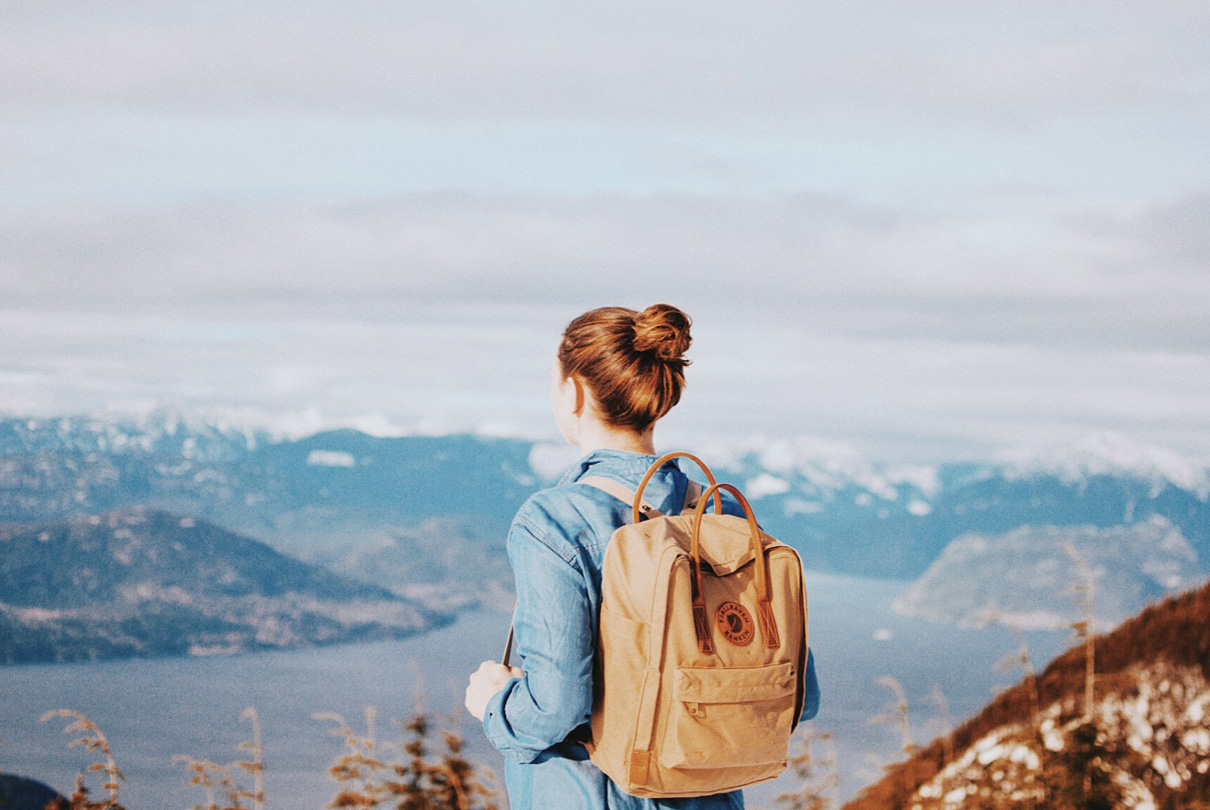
[893,516,1202,631]
[0,507,448,664]
[841,576,1210,810]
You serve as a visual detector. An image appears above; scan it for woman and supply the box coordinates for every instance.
[465,303,820,809]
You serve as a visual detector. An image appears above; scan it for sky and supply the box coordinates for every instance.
[2,0,1209,461]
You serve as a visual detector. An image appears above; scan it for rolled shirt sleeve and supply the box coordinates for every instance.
[483,513,595,763]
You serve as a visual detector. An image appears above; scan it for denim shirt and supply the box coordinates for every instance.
[483,449,821,810]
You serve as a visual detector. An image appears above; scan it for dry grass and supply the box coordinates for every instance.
[29,706,500,810]
[39,710,125,810]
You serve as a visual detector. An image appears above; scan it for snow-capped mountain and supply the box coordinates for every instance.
[1002,431,1210,500]
[0,417,534,529]
[708,434,1210,580]
[0,410,265,461]
[0,415,536,622]
[701,434,945,516]
[2,410,1209,680]
[2,412,1207,585]
[712,431,1210,520]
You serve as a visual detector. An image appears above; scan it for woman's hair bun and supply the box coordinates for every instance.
[632,303,692,363]
[558,303,692,430]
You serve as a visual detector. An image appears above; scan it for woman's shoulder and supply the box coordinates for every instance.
[513,478,624,531]
[510,478,630,557]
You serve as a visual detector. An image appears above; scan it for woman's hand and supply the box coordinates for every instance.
[464,660,524,721]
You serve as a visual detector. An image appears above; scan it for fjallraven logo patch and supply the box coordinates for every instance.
[715,601,754,646]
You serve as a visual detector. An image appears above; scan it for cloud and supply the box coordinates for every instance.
[1135,192,1210,268]
[2,188,1208,460]
[2,0,1208,460]
[8,296,1209,461]
[2,191,1206,351]
[2,1,1206,124]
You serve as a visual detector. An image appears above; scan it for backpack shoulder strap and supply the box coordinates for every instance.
[581,476,704,520]
[684,479,703,512]
[503,474,707,666]
[580,476,664,520]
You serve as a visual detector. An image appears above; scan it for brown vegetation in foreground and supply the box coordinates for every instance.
[839,577,1210,810]
[12,576,1210,810]
[17,705,501,810]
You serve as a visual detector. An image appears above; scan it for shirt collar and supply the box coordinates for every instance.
[558,448,662,485]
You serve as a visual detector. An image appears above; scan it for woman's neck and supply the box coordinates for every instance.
[575,422,656,457]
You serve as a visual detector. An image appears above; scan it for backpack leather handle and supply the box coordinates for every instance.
[632,452,721,525]
[689,483,780,652]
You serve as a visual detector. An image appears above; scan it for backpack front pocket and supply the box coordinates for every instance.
[659,660,797,769]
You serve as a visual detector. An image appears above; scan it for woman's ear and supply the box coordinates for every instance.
[571,375,585,417]
[551,364,583,447]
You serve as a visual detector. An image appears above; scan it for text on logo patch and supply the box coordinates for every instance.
[715,601,754,646]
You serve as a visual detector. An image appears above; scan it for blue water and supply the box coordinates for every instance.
[0,573,1069,809]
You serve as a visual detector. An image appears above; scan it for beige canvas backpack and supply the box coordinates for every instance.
[580,452,810,798]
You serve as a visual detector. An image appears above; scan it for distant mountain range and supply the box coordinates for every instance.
[0,414,535,542]
[716,433,1210,580]
[839,574,1210,810]
[0,507,446,664]
[0,414,538,614]
[1,413,1207,650]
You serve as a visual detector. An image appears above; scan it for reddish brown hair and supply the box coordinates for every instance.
[557,304,692,432]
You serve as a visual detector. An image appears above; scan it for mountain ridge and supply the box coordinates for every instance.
[3,413,1207,586]
[840,575,1210,810]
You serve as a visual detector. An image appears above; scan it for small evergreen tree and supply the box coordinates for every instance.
[385,714,501,810]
